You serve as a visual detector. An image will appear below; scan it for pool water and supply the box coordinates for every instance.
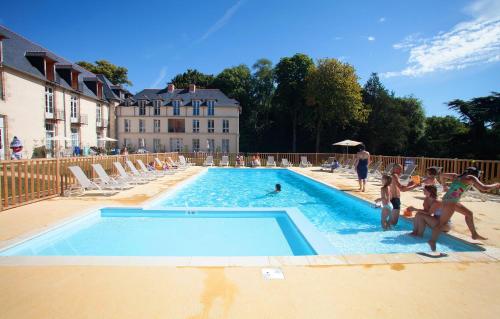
[152,168,480,254]
[1,209,316,256]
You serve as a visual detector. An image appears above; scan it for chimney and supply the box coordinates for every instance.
[167,83,175,93]
[189,84,196,93]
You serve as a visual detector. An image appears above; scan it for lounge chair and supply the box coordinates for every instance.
[337,158,354,173]
[204,155,214,167]
[266,156,276,167]
[167,156,187,170]
[377,163,395,180]
[137,159,173,176]
[366,161,383,181]
[126,160,157,181]
[113,162,148,184]
[179,155,194,166]
[321,157,335,171]
[299,156,312,168]
[91,164,133,190]
[219,155,229,167]
[281,158,293,167]
[154,158,176,172]
[399,164,417,184]
[65,166,116,196]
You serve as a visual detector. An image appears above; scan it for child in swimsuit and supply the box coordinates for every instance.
[428,167,500,251]
[375,174,393,230]
[389,164,419,226]
[408,185,450,237]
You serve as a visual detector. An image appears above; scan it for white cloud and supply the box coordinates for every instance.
[333,36,343,40]
[379,17,386,23]
[197,0,246,43]
[150,66,168,88]
[368,36,376,41]
[384,0,500,77]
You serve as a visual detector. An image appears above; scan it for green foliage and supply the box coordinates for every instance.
[306,58,366,151]
[417,116,469,158]
[32,146,47,158]
[76,60,132,86]
[170,69,214,88]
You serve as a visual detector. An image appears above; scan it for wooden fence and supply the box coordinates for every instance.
[0,152,178,211]
[1,151,498,211]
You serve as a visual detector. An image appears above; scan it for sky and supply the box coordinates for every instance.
[1,0,499,116]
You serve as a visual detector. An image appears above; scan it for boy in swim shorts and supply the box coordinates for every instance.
[390,164,419,225]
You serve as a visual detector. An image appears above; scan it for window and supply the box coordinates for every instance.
[153,138,161,152]
[207,139,215,152]
[192,139,200,152]
[45,123,54,152]
[154,100,161,115]
[173,100,180,116]
[138,138,146,148]
[154,119,161,133]
[222,119,229,133]
[123,138,129,148]
[192,119,200,133]
[222,139,230,153]
[139,101,146,115]
[124,119,130,132]
[207,100,215,116]
[45,87,54,114]
[168,119,185,133]
[170,138,183,152]
[208,119,214,133]
[192,100,200,116]
[0,68,3,100]
[70,96,78,119]
[71,127,79,148]
[139,119,145,133]
[96,104,102,125]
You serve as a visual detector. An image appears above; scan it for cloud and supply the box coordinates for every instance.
[367,36,376,41]
[333,36,343,40]
[196,0,246,43]
[379,17,386,23]
[384,0,500,77]
[150,66,168,88]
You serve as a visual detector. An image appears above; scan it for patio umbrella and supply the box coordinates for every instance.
[332,139,362,154]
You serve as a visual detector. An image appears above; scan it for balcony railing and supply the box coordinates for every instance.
[70,114,88,125]
[96,118,108,128]
[45,111,64,121]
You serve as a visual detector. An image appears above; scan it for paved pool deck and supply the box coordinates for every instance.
[1,166,499,318]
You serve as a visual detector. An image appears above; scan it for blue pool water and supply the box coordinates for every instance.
[152,168,480,254]
[1,209,315,256]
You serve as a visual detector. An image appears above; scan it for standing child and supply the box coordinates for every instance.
[375,174,393,230]
[390,164,419,226]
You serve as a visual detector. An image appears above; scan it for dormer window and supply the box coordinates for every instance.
[138,100,146,115]
[207,100,215,116]
[173,100,181,116]
[192,100,200,116]
[154,100,161,116]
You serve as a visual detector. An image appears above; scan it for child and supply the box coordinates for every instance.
[390,164,419,226]
[274,183,281,193]
[375,174,393,230]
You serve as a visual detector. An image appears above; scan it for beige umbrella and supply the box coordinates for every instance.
[332,139,362,154]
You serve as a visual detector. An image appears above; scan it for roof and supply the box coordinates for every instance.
[0,25,124,103]
[121,88,239,107]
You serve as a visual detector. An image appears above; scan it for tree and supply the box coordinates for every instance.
[170,69,214,88]
[76,60,132,86]
[274,54,314,152]
[306,58,366,152]
[396,96,426,155]
[417,116,469,158]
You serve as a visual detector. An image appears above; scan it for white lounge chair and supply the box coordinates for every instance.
[154,158,176,173]
[299,156,312,168]
[321,157,335,171]
[281,158,293,167]
[91,164,133,190]
[400,164,417,184]
[266,156,276,167]
[366,161,383,181]
[179,155,195,166]
[219,155,229,167]
[204,156,214,167]
[65,166,116,196]
[126,160,157,180]
[137,159,173,177]
[337,158,354,173]
[167,156,187,170]
[113,162,148,184]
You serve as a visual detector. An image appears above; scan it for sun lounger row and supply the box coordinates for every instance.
[202,155,296,167]
[65,157,187,196]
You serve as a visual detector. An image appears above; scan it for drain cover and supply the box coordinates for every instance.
[261,268,284,280]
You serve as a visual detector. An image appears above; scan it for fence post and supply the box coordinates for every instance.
[56,157,61,195]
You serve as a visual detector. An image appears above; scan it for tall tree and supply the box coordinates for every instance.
[76,60,132,86]
[417,116,469,158]
[170,69,214,88]
[274,54,314,152]
[306,58,366,152]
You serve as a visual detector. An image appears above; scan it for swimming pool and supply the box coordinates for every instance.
[150,168,480,254]
[1,208,333,256]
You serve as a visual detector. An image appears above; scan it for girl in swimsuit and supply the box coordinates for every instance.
[355,144,370,192]
[408,185,450,237]
[375,174,393,230]
[428,167,500,251]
